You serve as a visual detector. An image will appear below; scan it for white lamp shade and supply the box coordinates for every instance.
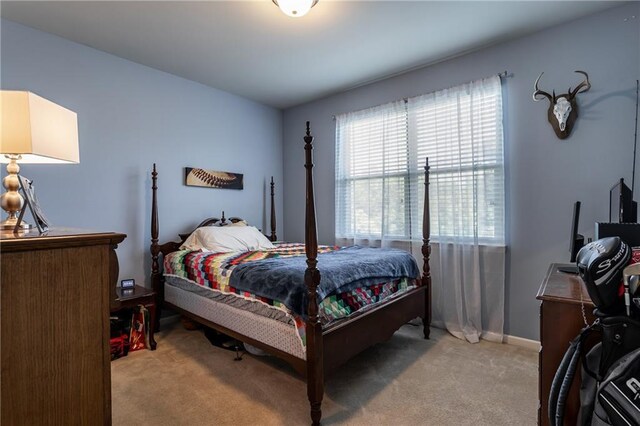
[275,0,315,17]
[0,91,79,164]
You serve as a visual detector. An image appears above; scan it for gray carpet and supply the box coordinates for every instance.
[111,322,538,425]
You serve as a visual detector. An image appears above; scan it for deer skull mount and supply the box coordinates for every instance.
[532,71,591,139]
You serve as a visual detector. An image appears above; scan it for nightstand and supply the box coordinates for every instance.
[111,285,157,350]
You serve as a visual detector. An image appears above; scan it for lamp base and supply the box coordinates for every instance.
[0,217,31,231]
[1,155,30,231]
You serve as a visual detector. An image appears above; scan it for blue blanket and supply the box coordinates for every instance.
[229,246,420,318]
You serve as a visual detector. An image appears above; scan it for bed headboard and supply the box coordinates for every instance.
[149,163,277,329]
[176,213,249,242]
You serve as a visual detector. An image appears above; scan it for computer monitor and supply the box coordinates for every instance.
[558,201,584,274]
[570,201,584,263]
[610,178,637,223]
[595,223,640,247]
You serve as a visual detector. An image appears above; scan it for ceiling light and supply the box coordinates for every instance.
[272,0,318,18]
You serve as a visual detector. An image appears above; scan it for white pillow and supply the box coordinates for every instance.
[227,220,248,227]
[180,226,275,253]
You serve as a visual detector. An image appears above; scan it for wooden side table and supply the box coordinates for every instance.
[537,263,596,426]
[111,285,157,350]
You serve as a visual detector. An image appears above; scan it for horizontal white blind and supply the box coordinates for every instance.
[335,76,505,244]
[335,101,409,239]
[409,76,504,243]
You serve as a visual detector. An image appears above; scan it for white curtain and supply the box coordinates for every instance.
[336,76,506,343]
[409,76,505,343]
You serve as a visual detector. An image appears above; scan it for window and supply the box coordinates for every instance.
[335,76,504,244]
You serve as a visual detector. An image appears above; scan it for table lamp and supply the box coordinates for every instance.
[0,91,79,230]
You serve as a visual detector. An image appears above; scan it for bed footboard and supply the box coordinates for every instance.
[303,122,432,425]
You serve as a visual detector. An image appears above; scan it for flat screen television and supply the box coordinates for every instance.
[610,178,637,223]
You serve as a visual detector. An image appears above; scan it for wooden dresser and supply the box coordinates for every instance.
[537,263,596,426]
[1,229,126,426]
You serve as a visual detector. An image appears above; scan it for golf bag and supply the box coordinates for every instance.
[592,348,640,425]
[549,238,640,425]
[580,317,640,425]
[550,317,640,425]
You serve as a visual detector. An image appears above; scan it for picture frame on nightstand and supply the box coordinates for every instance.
[121,279,135,289]
[14,175,50,234]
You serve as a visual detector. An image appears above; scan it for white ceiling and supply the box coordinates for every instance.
[1,1,623,109]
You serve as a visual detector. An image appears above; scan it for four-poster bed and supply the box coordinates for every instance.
[150,122,432,425]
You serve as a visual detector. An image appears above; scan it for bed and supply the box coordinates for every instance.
[150,122,432,425]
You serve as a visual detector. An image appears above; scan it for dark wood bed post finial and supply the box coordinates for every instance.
[304,121,324,426]
[150,163,163,332]
[270,176,277,241]
[422,157,432,339]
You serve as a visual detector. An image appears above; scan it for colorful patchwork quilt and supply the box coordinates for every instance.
[164,243,420,347]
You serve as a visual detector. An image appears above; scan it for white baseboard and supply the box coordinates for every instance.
[430,321,540,350]
[503,334,541,352]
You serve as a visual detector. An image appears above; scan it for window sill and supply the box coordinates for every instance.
[336,236,507,249]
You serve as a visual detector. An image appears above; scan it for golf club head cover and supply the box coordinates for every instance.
[576,237,631,315]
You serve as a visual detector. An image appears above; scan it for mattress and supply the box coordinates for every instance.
[165,275,418,360]
[165,282,307,359]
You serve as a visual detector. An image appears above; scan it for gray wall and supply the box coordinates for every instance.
[1,20,284,286]
[282,3,640,340]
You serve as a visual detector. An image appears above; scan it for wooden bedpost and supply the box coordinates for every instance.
[422,157,432,339]
[270,176,277,241]
[150,163,163,332]
[304,121,324,426]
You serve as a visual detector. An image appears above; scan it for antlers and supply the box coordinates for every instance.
[569,71,591,98]
[533,72,553,102]
[533,70,591,102]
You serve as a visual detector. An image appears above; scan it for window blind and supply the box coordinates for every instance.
[335,101,409,239]
[335,76,505,244]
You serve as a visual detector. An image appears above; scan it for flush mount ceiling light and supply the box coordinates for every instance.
[272,0,319,18]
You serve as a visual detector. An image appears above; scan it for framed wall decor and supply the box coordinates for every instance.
[184,168,243,190]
